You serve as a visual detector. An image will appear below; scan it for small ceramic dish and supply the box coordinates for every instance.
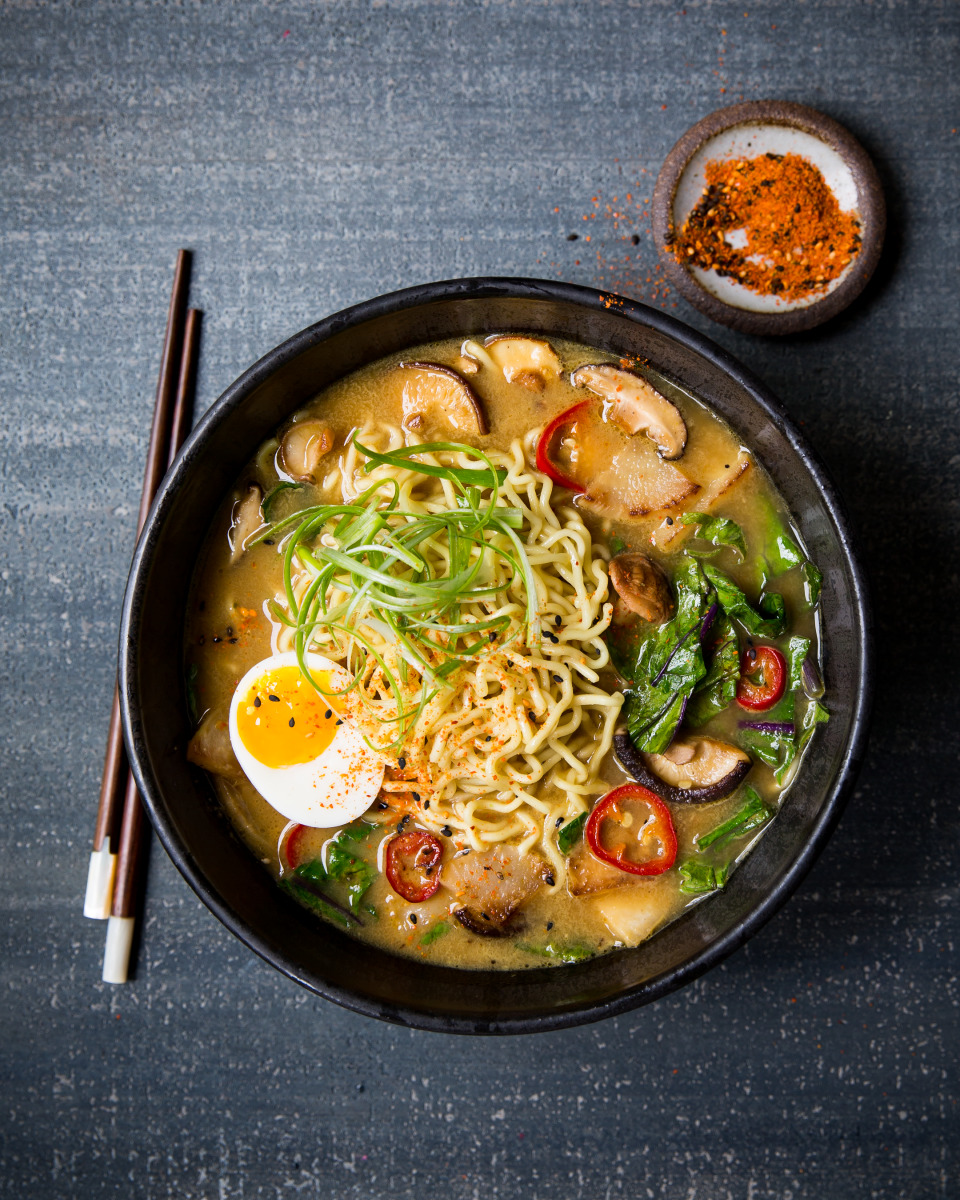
[652,101,885,335]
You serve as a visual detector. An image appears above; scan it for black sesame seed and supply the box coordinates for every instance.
[412,792,421,803]
[409,913,418,924]
[253,696,261,708]
[212,636,221,644]
[725,464,730,469]
[441,826,453,837]
[335,718,342,725]
[226,626,234,637]
[229,638,238,644]
[567,232,579,241]
[665,517,674,526]
[545,873,555,886]
[481,912,491,921]
[485,735,492,742]
[553,674,563,683]
[424,800,430,810]
[288,718,295,727]
[376,801,388,810]
[324,709,332,719]
[398,815,411,833]
[631,234,640,246]
[489,631,497,642]
[269,694,279,702]
[554,615,562,627]
[263,539,275,545]
[555,816,563,827]
[398,756,406,769]
[546,921,554,930]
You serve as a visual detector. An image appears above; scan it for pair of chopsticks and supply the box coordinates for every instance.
[84,250,201,984]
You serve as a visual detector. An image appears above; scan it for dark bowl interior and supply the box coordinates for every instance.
[120,278,872,1034]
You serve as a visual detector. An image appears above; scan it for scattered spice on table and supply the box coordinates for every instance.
[666,152,862,302]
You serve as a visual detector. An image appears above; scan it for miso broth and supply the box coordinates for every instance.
[185,335,825,969]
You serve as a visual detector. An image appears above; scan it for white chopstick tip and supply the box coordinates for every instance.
[83,846,117,920]
[102,916,135,984]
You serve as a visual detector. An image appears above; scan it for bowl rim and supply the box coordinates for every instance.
[120,276,873,1034]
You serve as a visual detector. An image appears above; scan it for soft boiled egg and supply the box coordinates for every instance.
[228,651,385,827]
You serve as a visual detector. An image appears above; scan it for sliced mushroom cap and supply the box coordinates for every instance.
[398,361,488,435]
[228,483,263,563]
[609,552,674,625]
[443,844,548,935]
[614,731,751,805]
[280,420,335,484]
[484,336,562,393]
[647,737,750,791]
[571,364,687,459]
[187,709,241,779]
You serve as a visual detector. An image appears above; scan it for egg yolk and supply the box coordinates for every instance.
[235,665,341,768]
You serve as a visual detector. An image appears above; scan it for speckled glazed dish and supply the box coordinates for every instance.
[119,278,872,1034]
[652,101,885,335]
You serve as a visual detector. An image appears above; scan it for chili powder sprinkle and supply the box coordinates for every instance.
[667,152,862,302]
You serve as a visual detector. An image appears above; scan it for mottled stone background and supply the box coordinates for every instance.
[1,2,957,1197]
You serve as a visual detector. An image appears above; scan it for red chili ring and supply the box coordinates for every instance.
[585,783,678,876]
[385,829,444,903]
[535,401,593,491]
[736,645,787,711]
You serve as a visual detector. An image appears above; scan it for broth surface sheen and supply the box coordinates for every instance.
[185,335,824,970]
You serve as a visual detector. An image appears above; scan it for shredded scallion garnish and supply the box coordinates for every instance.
[255,441,540,746]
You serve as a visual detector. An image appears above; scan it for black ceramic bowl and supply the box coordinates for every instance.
[120,278,871,1034]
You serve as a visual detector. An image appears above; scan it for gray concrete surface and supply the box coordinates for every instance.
[1,2,958,1196]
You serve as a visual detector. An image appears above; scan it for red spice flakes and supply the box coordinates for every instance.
[667,152,862,302]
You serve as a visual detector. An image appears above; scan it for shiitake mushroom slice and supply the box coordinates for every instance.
[398,361,488,435]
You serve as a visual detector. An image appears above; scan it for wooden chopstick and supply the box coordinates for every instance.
[102,304,201,984]
[84,250,193,922]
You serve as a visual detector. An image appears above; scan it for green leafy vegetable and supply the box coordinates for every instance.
[703,563,786,638]
[262,481,304,521]
[608,535,628,556]
[284,865,358,927]
[288,823,377,923]
[326,843,376,914]
[760,498,822,609]
[696,786,771,850]
[738,724,797,786]
[623,557,712,752]
[759,591,786,630]
[678,860,730,895]
[686,613,740,727]
[784,636,812,692]
[798,699,830,751]
[679,512,747,560]
[520,941,594,963]
[185,662,199,723]
[802,561,823,608]
[766,529,805,574]
[419,921,450,947]
[557,813,587,855]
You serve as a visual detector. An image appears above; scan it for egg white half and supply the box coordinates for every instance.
[228,650,385,827]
